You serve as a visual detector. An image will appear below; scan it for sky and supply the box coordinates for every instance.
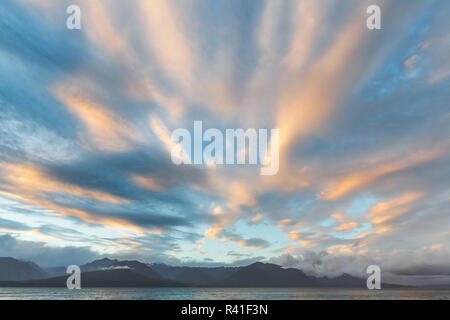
[0,0,449,285]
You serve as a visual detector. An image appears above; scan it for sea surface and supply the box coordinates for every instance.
[0,287,449,300]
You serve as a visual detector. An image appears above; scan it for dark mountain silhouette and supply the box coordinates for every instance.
[150,263,237,284]
[152,262,370,287]
[0,257,47,281]
[0,269,183,287]
[81,258,162,280]
[43,266,67,277]
[149,263,180,279]
[174,269,215,285]
[213,262,319,287]
[315,273,367,287]
[0,257,400,288]
[44,258,161,279]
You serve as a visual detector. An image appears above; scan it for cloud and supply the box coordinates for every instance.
[53,86,144,152]
[404,54,419,69]
[276,219,294,228]
[320,148,445,201]
[0,234,99,267]
[250,213,263,224]
[238,238,270,249]
[334,222,362,232]
[367,192,423,226]
[0,217,31,232]
[140,0,195,90]
[270,244,450,286]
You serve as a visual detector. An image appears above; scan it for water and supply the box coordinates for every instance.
[0,287,449,300]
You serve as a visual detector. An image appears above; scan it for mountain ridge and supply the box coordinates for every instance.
[0,257,47,281]
[0,257,403,288]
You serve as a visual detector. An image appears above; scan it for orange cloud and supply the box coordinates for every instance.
[0,163,129,204]
[0,162,144,233]
[283,0,321,71]
[334,221,362,232]
[213,206,225,215]
[367,192,423,226]
[287,230,302,242]
[132,175,165,192]
[251,213,263,223]
[54,87,143,152]
[140,0,194,90]
[205,226,224,239]
[276,10,368,157]
[331,213,347,222]
[237,240,266,250]
[81,0,135,64]
[322,147,446,200]
[404,54,419,69]
[277,219,294,228]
